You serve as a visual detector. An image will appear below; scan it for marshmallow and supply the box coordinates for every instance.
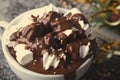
[78,20,89,30]
[14,44,33,65]
[64,8,89,31]
[62,29,73,36]
[79,42,90,58]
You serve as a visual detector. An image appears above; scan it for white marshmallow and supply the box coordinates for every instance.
[62,29,72,36]
[63,8,89,31]
[78,20,89,30]
[79,42,90,58]
[14,44,33,65]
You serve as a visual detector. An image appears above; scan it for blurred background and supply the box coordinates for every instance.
[0,0,120,80]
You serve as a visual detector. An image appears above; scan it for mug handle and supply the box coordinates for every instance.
[0,21,9,40]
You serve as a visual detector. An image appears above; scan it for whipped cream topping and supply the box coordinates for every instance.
[43,51,66,70]
[79,42,90,58]
[14,44,33,65]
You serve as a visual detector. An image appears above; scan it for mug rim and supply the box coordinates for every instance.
[1,6,93,78]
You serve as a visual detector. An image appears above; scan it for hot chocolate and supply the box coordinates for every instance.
[7,8,96,80]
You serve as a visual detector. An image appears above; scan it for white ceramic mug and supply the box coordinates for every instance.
[0,5,93,80]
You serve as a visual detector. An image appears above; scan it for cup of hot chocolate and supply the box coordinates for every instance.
[0,4,97,80]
